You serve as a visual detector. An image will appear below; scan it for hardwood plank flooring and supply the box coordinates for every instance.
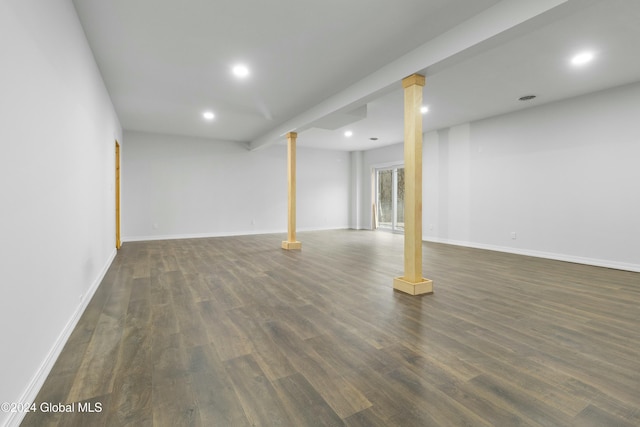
[21,230,640,426]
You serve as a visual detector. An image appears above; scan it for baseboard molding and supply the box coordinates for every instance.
[123,226,350,243]
[4,249,117,427]
[298,226,350,232]
[124,229,282,242]
[124,230,639,272]
[425,237,640,273]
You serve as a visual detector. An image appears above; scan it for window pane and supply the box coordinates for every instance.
[378,170,393,228]
[396,168,404,230]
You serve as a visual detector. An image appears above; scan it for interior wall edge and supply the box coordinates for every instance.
[425,237,640,273]
[122,226,351,243]
[3,249,117,427]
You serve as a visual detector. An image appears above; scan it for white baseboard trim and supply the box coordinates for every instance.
[123,226,350,243]
[424,237,640,273]
[298,226,350,232]
[4,249,117,427]
[126,230,638,272]
[124,229,282,242]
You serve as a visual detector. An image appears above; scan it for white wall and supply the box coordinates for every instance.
[363,81,640,272]
[349,151,364,229]
[0,0,122,425]
[122,131,350,240]
[434,82,640,271]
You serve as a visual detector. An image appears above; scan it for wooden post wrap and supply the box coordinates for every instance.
[393,74,433,295]
[282,132,302,250]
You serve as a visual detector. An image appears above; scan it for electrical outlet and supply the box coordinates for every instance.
[511,232,517,240]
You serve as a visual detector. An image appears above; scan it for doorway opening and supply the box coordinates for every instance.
[375,165,404,232]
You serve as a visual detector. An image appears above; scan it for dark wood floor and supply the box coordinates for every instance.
[22,230,640,426]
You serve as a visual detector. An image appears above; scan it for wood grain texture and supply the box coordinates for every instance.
[397,73,431,292]
[22,230,640,426]
[282,131,301,250]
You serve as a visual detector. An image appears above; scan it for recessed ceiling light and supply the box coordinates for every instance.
[518,95,536,101]
[232,64,250,78]
[203,111,215,120]
[344,130,353,137]
[420,106,429,114]
[571,51,594,66]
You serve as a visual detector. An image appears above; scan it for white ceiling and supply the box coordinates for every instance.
[72,0,640,151]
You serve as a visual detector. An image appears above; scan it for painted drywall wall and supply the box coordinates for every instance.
[362,81,640,271]
[0,0,122,425]
[349,151,364,229]
[122,131,350,241]
[429,82,640,271]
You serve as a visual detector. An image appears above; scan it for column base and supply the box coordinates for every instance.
[393,276,433,295]
[282,241,302,250]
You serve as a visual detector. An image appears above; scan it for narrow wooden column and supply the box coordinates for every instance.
[282,132,302,250]
[393,74,433,295]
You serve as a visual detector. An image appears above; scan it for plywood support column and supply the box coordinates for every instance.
[282,132,302,250]
[393,74,433,295]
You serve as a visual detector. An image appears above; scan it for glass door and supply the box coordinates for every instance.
[376,166,404,232]
[395,167,404,231]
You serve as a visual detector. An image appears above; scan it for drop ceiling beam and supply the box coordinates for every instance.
[249,0,570,151]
